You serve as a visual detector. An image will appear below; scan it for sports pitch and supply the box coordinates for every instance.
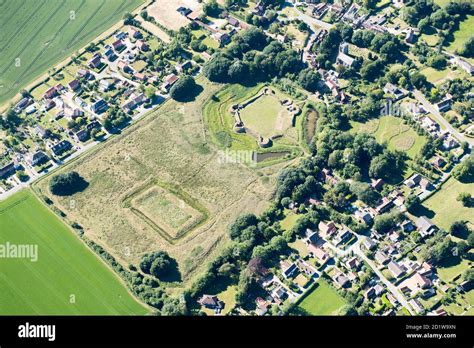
[0,190,149,315]
[0,0,144,105]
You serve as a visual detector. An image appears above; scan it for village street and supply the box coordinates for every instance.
[352,239,415,315]
[324,235,415,315]
[413,90,473,147]
[292,3,333,31]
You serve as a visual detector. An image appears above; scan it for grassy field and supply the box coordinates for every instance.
[204,83,263,151]
[133,186,193,230]
[34,77,281,287]
[421,67,450,85]
[280,210,300,231]
[350,115,426,159]
[421,177,474,230]
[0,190,149,315]
[421,66,468,85]
[437,259,472,284]
[0,0,144,105]
[240,94,291,139]
[433,0,452,7]
[446,15,474,53]
[421,32,439,47]
[296,280,346,315]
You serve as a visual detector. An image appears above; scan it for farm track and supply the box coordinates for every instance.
[0,195,28,215]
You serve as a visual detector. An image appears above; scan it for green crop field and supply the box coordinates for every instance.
[296,280,346,315]
[0,190,149,315]
[0,0,144,105]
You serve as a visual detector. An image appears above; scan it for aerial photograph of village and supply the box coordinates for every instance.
[0,0,473,336]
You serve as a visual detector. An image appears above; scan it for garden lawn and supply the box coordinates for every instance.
[422,177,474,230]
[0,190,149,315]
[280,210,300,231]
[446,15,474,53]
[297,280,346,315]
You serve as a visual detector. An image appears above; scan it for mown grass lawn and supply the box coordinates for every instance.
[297,280,346,315]
[350,116,426,159]
[203,82,263,151]
[422,177,474,230]
[0,190,149,315]
[434,0,452,7]
[280,210,300,231]
[240,95,289,139]
[437,258,472,284]
[202,36,220,50]
[421,32,439,47]
[199,277,237,316]
[446,15,474,53]
[421,67,449,84]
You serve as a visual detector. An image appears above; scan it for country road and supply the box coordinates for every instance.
[413,90,473,148]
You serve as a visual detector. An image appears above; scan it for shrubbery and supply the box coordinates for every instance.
[140,251,178,280]
[169,76,198,101]
[49,171,88,196]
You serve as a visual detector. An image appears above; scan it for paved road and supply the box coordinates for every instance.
[294,7,333,31]
[325,236,414,314]
[353,239,415,315]
[413,90,473,147]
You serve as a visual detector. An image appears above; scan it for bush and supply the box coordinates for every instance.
[169,76,198,101]
[140,251,179,281]
[16,170,29,182]
[49,171,88,196]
